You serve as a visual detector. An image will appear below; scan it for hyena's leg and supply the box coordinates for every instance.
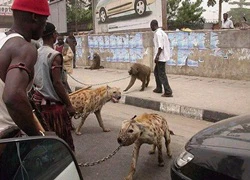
[125,142,141,180]
[149,144,156,154]
[157,138,164,167]
[75,114,89,135]
[164,130,172,157]
[94,109,110,132]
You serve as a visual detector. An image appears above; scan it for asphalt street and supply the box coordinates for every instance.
[67,66,249,179]
[72,102,212,180]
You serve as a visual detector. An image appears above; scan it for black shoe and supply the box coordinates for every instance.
[153,89,162,93]
[161,94,173,97]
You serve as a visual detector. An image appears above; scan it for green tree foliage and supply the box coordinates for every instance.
[167,0,205,30]
[66,0,92,31]
[229,8,250,24]
[67,5,92,23]
[167,0,182,21]
[176,0,204,23]
[228,0,250,25]
[229,0,250,8]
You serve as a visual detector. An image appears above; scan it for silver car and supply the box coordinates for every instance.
[96,0,156,23]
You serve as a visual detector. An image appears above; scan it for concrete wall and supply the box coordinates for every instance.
[74,29,250,80]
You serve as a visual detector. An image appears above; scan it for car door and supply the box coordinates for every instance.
[119,0,133,12]
[105,0,122,16]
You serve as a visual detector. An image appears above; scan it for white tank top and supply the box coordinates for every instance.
[0,32,24,133]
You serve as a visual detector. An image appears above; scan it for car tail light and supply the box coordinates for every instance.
[176,150,194,168]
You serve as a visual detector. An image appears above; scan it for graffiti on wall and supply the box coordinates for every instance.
[85,31,240,67]
[88,33,144,62]
[75,36,83,60]
[87,31,209,66]
[168,32,206,67]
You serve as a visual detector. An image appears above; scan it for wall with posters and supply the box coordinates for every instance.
[76,29,250,80]
[93,0,162,33]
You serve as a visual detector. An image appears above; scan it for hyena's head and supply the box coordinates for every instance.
[117,115,143,146]
[107,86,121,103]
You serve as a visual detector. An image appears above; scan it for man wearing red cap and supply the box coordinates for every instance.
[0,0,50,138]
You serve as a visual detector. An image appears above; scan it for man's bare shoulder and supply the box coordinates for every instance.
[9,38,37,57]
[3,37,37,69]
[2,37,36,56]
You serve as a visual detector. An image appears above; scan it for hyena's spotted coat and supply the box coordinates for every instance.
[69,86,121,135]
[117,113,173,180]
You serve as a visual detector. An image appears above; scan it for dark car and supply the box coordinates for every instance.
[171,114,250,180]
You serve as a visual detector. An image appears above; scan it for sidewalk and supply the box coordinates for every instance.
[68,66,250,122]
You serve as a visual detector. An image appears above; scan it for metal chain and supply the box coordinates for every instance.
[67,73,130,87]
[78,145,122,167]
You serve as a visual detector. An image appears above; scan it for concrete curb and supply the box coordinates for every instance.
[122,95,236,122]
[73,86,236,122]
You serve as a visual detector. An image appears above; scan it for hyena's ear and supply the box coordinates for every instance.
[131,115,137,120]
[130,115,137,124]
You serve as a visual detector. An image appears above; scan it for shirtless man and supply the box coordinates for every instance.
[0,0,50,137]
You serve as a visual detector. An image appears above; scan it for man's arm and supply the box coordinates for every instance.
[230,20,234,29]
[73,37,77,46]
[3,42,44,136]
[51,55,75,116]
[154,32,163,63]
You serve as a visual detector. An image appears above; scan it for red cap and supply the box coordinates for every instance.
[11,0,50,16]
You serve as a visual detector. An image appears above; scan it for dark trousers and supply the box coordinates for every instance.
[154,61,172,95]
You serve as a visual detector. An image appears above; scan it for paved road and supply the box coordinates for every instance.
[72,102,212,180]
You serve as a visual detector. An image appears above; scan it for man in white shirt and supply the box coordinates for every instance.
[150,20,173,97]
[221,13,234,29]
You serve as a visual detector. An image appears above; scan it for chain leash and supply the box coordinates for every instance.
[78,145,122,167]
[67,73,130,87]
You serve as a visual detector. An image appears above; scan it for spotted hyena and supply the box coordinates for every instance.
[117,113,173,180]
[69,86,121,135]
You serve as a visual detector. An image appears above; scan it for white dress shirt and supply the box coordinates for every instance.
[153,28,171,62]
[221,19,234,29]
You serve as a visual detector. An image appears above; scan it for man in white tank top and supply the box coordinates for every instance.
[0,0,50,138]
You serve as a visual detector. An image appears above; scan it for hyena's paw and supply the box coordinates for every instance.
[75,131,82,135]
[103,128,111,132]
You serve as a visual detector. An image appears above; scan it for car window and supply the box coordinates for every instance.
[0,139,72,180]
[219,121,250,141]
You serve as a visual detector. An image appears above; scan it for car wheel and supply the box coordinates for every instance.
[134,0,146,16]
[99,8,108,23]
